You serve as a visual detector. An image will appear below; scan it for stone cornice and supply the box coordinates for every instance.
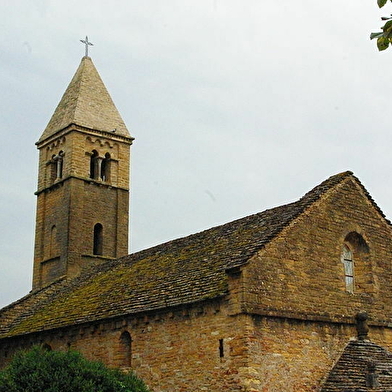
[36,123,134,149]
[35,174,129,196]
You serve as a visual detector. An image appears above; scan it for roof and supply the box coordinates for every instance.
[321,340,392,392]
[0,171,385,339]
[38,56,131,143]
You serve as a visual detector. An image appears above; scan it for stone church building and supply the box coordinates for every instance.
[2,56,392,391]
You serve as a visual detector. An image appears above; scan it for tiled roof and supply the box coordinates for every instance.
[0,171,381,339]
[321,340,392,391]
[38,56,131,143]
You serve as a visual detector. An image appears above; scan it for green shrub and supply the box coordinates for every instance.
[0,346,151,392]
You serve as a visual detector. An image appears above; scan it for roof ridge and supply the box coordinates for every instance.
[70,57,85,127]
[349,172,391,226]
[1,171,388,339]
[299,171,353,201]
[47,171,358,276]
[121,171,356,271]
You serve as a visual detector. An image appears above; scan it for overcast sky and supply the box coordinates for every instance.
[1,1,391,308]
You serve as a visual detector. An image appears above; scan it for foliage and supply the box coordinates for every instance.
[0,346,151,392]
[371,0,392,50]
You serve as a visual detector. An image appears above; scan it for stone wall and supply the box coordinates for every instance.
[3,302,392,392]
[242,177,392,324]
[243,315,392,392]
[0,299,254,392]
[33,127,131,290]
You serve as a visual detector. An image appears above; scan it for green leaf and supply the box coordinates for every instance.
[379,0,388,8]
[370,31,385,40]
[382,20,392,38]
[377,36,390,50]
[383,19,392,30]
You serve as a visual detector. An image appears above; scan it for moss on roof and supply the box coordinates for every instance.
[1,171,384,339]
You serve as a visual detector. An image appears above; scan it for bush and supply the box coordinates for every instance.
[0,346,151,392]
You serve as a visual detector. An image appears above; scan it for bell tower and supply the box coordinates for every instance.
[33,56,133,290]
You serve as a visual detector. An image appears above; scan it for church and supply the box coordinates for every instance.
[2,55,392,391]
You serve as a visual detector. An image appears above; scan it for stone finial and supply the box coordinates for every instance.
[355,312,369,341]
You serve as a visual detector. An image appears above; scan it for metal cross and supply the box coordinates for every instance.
[80,36,93,57]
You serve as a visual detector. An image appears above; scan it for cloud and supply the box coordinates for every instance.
[0,0,390,307]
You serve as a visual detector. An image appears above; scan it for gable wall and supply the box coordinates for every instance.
[242,177,392,323]
[231,176,392,391]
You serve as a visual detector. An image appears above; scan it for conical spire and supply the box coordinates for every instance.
[38,56,130,142]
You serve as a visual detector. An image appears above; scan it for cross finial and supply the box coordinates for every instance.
[80,36,93,57]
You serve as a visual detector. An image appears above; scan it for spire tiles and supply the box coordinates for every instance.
[38,56,131,143]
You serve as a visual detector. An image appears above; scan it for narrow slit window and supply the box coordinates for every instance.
[50,155,57,183]
[219,339,224,358]
[90,150,99,179]
[93,223,103,255]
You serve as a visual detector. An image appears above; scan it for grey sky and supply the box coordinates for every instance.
[1,1,391,308]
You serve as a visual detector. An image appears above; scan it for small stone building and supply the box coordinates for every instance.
[2,56,392,391]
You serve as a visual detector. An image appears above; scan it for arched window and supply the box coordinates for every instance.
[50,151,64,183]
[90,150,99,180]
[341,232,371,294]
[341,245,354,293]
[57,150,64,179]
[119,331,132,368]
[101,153,111,182]
[93,223,103,255]
[50,154,57,183]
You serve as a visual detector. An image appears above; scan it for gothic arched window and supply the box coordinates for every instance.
[93,223,103,255]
